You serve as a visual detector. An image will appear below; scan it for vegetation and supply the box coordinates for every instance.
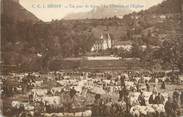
[1,0,183,72]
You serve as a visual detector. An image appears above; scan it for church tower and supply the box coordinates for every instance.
[107,33,112,49]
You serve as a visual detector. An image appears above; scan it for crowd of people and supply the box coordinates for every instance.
[91,74,183,117]
[1,71,183,117]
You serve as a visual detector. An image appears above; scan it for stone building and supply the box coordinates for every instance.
[91,33,112,52]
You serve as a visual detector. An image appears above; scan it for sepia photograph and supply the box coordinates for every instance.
[1,0,183,117]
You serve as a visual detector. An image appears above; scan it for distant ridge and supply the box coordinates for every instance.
[64,5,132,19]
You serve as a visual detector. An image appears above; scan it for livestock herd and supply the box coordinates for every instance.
[1,70,183,117]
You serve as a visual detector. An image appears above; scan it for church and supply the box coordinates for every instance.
[91,33,112,52]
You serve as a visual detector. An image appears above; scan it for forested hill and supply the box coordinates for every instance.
[145,0,182,14]
[1,0,98,72]
[1,0,40,23]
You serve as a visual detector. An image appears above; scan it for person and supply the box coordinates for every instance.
[120,75,125,87]
[172,88,180,115]
[92,94,102,117]
[16,104,25,116]
[138,91,146,106]
[145,80,150,91]
[124,92,131,113]
[172,98,178,117]
[135,81,140,92]
[70,87,76,98]
[119,89,124,101]
[180,91,183,106]
[155,78,158,87]
[165,97,175,117]
[149,92,156,104]
[152,85,158,94]
[22,77,29,93]
[64,92,76,113]
[18,111,29,117]
[47,89,53,96]
[100,98,106,117]
[28,92,34,103]
[161,80,166,89]
[18,104,32,117]
[173,89,180,103]
[155,92,165,104]
[119,86,127,100]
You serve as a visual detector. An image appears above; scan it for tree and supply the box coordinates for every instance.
[158,39,183,72]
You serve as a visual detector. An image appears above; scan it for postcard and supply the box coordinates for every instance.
[1,0,183,117]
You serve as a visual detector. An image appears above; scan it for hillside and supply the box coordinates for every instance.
[1,0,41,73]
[145,0,182,14]
[123,0,182,42]
[1,0,40,22]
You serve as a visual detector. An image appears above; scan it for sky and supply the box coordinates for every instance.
[19,0,163,22]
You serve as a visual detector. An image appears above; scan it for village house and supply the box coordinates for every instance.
[113,40,133,51]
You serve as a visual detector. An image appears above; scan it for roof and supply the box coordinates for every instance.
[100,33,110,40]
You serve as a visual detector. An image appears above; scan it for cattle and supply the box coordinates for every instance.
[51,87,63,95]
[45,103,64,113]
[42,96,61,105]
[179,75,183,82]
[12,101,21,109]
[32,80,43,87]
[130,105,156,117]
[130,104,166,117]
[31,89,48,98]
[11,101,34,111]
[130,92,140,106]
[132,77,141,82]
[75,110,92,117]
[130,91,156,105]
[125,81,135,90]
[16,87,22,91]
[101,101,127,117]
[42,110,92,117]
[151,104,165,113]
[104,102,113,116]
[144,77,152,81]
